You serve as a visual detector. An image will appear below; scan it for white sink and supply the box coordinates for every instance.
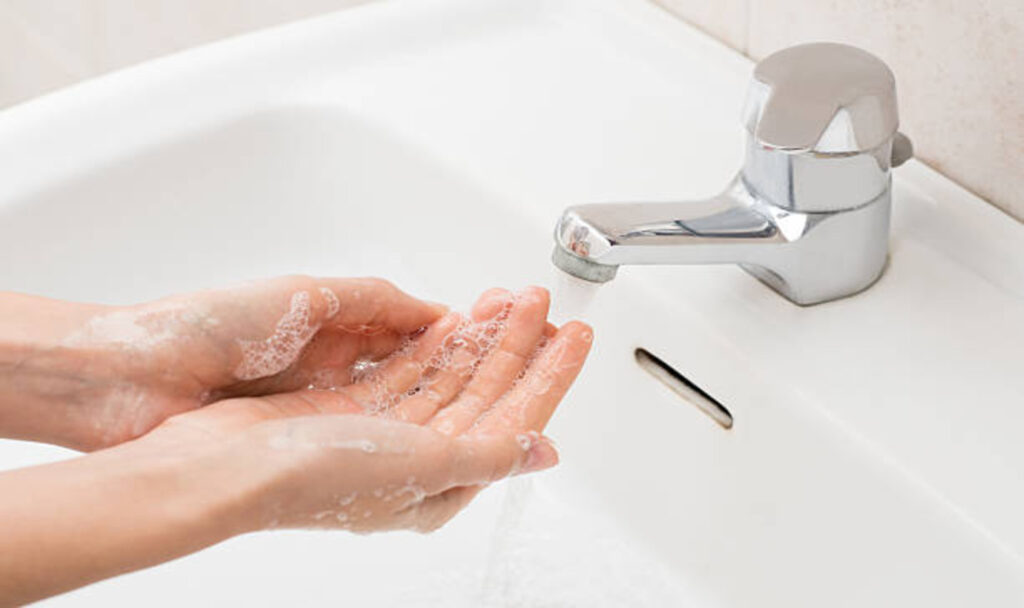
[2,0,1023,605]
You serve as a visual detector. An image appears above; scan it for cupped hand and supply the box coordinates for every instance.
[136,286,593,533]
[57,276,447,449]
[0,282,593,608]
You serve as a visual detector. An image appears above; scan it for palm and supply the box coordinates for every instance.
[80,277,446,447]
[147,283,591,447]
[131,283,591,533]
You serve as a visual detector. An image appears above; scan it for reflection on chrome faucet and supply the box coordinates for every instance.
[552,43,913,305]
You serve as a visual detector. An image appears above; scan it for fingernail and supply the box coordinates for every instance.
[521,438,559,474]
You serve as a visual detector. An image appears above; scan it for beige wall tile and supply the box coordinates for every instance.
[747,0,1024,221]
[0,5,82,107]
[2,1,101,74]
[656,0,1024,221]
[653,0,749,52]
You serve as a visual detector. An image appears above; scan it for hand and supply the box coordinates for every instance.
[138,286,592,533]
[1,276,446,450]
[0,285,591,605]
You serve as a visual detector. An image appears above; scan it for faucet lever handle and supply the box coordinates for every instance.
[742,42,900,154]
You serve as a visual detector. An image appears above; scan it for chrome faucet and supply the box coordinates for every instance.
[551,43,913,305]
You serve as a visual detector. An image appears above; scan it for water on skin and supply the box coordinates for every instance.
[235,291,319,381]
[92,286,610,590]
[232,277,600,417]
[247,290,554,531]
[306,290,569,417]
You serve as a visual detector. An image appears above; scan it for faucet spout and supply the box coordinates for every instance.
[554,178,784,272]
[551,43,910,306]
[553,175,892,305]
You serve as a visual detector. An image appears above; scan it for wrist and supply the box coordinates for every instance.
[96,439,259,545]
[0,436,256,604]
[119,429,278,538]
[0,340,110,450]
[0,294,155,450]
[0,292,103,344]
[0,297,103,448]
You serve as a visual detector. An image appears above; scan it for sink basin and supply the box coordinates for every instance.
[2,0,1023,605]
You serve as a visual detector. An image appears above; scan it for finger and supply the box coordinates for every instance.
[390,334,480,423]
[406,485,483,533]
[428,287,550,435]
[341,313,463,411]
[472,321,593,436]
[320,331,408,364]
[391,290,512,424]
[401,426,558,497]
[471,288,513,322]
[167,389,368,438]
[226,330,404,396]
[444,431,559,488]
[316,277,447,335]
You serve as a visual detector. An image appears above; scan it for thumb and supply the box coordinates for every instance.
[317,278,448,334]
[446,432,559,487]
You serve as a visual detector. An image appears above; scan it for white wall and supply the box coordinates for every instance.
[1,0,1020,221]
[0,1,371,106]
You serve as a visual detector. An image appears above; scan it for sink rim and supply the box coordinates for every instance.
[1,0,1023,603]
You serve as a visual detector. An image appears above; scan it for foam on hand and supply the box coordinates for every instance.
[63,304,185,351]
[300,289,584,426]
[331,293,519,416]
[319,286,341,319]
[234,291,320,381]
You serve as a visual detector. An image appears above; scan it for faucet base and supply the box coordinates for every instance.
[741,257,888,306]
[738,192,892,305]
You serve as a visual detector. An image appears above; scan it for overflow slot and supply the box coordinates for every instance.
[634,348,733,429]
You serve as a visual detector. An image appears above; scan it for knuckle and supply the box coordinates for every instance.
[363,277,397,293]
[488,452,512,482]
[279,273,315,288]
[438,441,461,473]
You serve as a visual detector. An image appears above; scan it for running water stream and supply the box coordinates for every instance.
[547,268,603,324]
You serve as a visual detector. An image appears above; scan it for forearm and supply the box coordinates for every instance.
[0,439,258,606]
[0,293,111,449]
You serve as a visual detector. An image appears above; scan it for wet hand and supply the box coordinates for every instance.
[47,276,446,449]
[135,286,592,532]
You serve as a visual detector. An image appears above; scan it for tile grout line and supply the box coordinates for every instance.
[743,0,752,56]
[0,3,94,78]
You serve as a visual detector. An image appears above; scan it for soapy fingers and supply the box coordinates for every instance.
[471,321,593,436]
[389,289,516,424]
[246,415,557,532]
[202,276,446,395]
[428,286,550,435]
